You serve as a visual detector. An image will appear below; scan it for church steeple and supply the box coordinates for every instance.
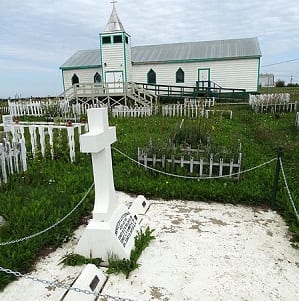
[99,1,132,85]
[104,1,125,33]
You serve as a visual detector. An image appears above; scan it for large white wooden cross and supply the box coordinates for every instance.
[80,108,119,221]
[76,107,139,260]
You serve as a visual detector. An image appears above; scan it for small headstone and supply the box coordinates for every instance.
[60,264,107,301]
[130,195,151,216]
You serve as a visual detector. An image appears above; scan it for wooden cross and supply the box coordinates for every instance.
[80,108,119,221]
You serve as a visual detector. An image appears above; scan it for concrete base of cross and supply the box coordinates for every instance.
[75,203,139,261]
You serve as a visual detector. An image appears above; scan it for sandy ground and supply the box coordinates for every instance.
[0,191,298,301]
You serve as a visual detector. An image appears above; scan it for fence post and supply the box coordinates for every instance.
[272,147,283,208]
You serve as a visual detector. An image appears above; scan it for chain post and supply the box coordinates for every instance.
[271,147,283,209]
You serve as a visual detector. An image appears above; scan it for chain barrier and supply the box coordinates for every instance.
[279,158,299,220]
[112,147,277,180]
[0,266,140,301]
[0,182,95,246]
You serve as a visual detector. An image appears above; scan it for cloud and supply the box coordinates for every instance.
[0,0,299,97]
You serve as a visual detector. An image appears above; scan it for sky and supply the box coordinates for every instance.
[0,0,299,98]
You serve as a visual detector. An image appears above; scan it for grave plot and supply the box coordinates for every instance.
[138,117,242,178]
[249,93,297,113]
[0,115,89,183]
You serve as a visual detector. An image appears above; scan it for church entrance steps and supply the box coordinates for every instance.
[60,82,157,109]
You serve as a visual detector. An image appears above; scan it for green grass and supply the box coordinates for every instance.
[0,102,298,290]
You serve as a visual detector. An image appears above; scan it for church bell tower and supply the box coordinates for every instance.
[99,1,132,91]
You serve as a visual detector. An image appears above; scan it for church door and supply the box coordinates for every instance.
[198,68,211,89]
[105,71,124,93]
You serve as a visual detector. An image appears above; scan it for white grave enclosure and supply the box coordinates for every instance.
[75,108,140,261]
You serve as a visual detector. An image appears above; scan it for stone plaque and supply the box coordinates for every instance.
[115,212,137,247]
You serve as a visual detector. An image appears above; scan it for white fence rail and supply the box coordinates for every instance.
[162,97,215,118]
[0,122,89,185]
[138,148,242,179]
[162,104,204,118]
[0,139,27,184]
[184,97,215,107]
[205,109,233,119]
[7,123,87,161]
[0,103,9,115]
[8,99,96,119]
[111,105,153,118]
[249,93,297,113]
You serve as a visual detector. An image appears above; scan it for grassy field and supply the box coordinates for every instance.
[0,99,298,290]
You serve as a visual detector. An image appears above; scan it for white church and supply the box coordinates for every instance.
[60,2,262,103]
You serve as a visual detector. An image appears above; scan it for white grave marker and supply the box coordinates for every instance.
[60,264,107,301]
[75,108,139,260]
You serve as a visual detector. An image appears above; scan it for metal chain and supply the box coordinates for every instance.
[279,158,299,220]
[0,266,140,301]
[112,147,277,180]
[0,182,95,246]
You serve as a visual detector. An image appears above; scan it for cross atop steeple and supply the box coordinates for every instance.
[104,0,124,32]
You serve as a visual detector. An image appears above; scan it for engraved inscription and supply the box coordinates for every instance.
[115,212,137,247]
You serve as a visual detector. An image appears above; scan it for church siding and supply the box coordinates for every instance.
[101,44,125,72]
[125,43,133,82]
[63,67,102,91]
[132,58,259,91]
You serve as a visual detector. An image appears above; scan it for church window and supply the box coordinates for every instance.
[94,72,101,83]
[147,69,156,84]
[176,68,184,83]
[102,36,111,44]
[113,35,123,43]
[71,74,79,85]
[125,36,128,43]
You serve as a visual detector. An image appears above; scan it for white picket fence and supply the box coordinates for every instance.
[249,93,297,113]
[8,99,156,119]
[0,103,9,115]
[111,105,153,118]
[184,97,215,107]
[205,109,233,119]
[5,123,87,161]
[162,97,215,118]
[137,148,242,178]
[0,139,27,184]
[162,104,205,118]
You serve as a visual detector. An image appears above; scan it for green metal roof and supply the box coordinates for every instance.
[60,37,261,70]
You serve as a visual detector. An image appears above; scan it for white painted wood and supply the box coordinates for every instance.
[132,58,260,91]
[61,264,107,301]
[75,108,139,260]
[130,195,151,215]
[63,68,102,91]
[79,108,119,220]
[67,127,75,163]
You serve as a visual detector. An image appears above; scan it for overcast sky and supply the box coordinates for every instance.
[0,0,299,98]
